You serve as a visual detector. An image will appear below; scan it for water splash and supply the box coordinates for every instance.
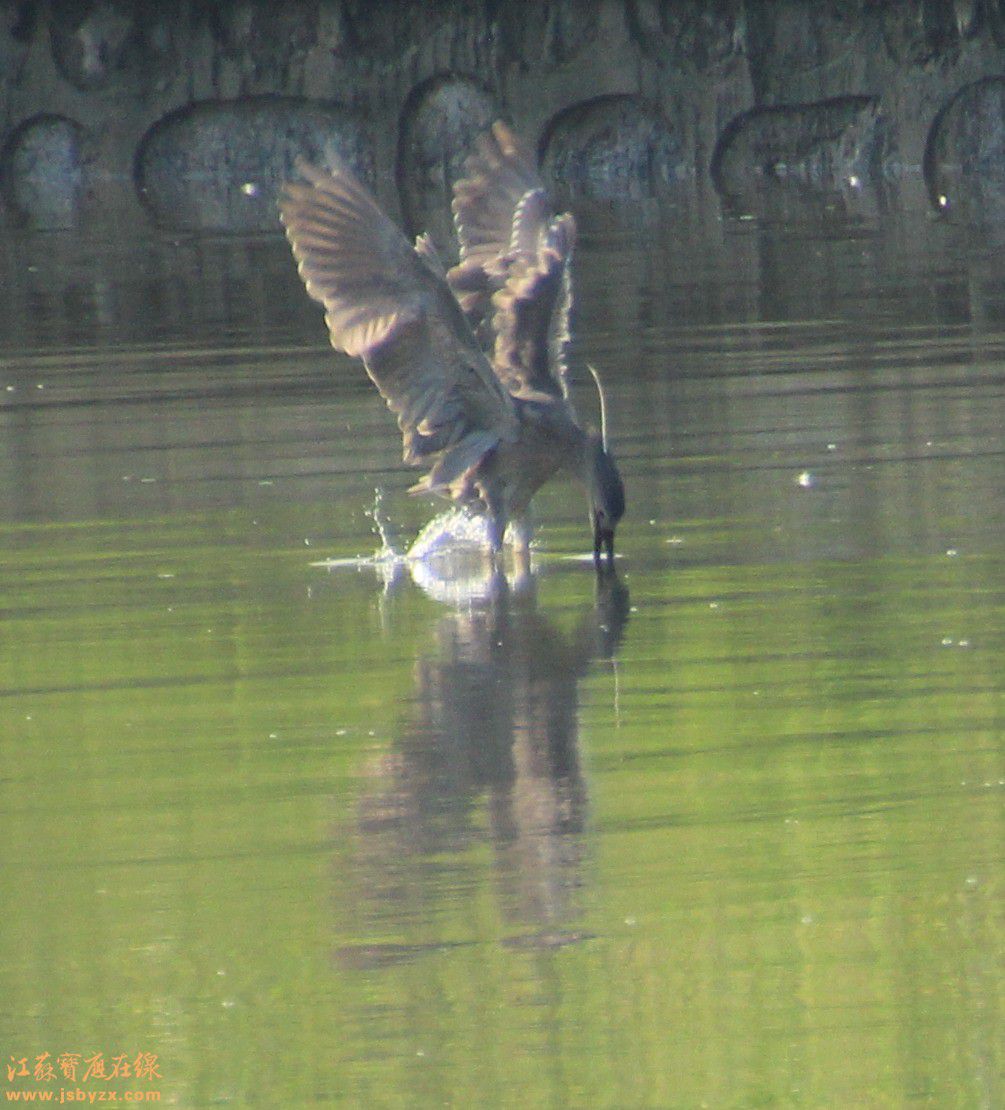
[407,508,492,559]
[310,504,528,606]
[364,487,400,561]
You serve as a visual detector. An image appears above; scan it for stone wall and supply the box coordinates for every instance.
[2,0,1005,233]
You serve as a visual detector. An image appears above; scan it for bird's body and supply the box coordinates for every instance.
[280,121,624,565]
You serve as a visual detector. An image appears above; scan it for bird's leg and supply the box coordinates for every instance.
[592,515,616,571]
[593,535,615,571]
[511,514,533,580]
[482,484,508,567]
[592,524,604,571]
[512,514,533,552]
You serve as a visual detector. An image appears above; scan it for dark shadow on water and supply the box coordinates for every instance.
[334,569,629,965]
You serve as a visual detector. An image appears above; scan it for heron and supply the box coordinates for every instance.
[279,121,625,567]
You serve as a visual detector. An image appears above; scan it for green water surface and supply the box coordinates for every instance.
[1,199,1003,1107]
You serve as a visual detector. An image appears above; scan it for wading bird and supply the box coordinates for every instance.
[279,121,625,566]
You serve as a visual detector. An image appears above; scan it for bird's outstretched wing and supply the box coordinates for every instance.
[448,121,575,401]
[451,122,547,278]
[491,214,575,400]
[280,160,517,495]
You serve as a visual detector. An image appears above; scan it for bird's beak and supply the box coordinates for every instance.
[593,518,615,569]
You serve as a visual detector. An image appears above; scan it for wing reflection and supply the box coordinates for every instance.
[341,571,629,957]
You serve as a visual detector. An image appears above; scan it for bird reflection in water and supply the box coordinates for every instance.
[334,570,629,967]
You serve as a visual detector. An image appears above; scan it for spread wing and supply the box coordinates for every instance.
[280,160,517,494]
[451,122,548,276]
[447,121,575,401]
[491,214,575,399]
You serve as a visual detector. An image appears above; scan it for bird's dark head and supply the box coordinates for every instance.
[585,432,625,568]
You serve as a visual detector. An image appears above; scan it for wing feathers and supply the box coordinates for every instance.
[282,162,429,358]
[280,159,516,489]
[447,122,577,400]
[452,122,543,268]
[491,214,575,398]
